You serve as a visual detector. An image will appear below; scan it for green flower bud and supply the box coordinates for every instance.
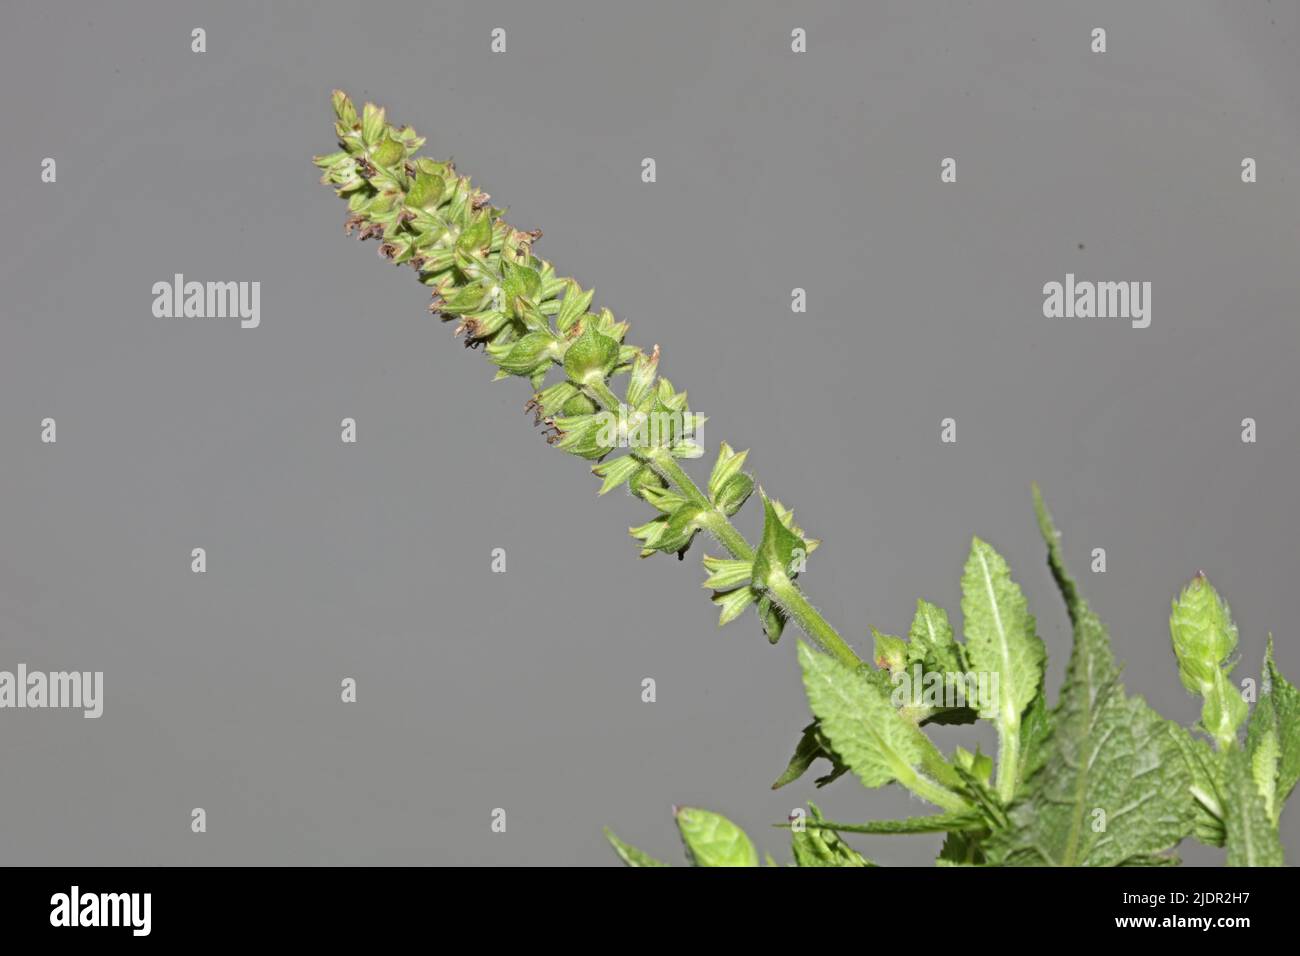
[549,413,609,460]
[501,258,542,318]
[406,171,445,210]
[438,280,493,315]
[591,455,640,496]
[456,213,494,258]
[361,102,386,146]
[492,331,557,376]
[1170,574,1248,748]
[626,345,660,408]
[872,627,907,674]
[673,807,758,868]
[563,325,620,385]
[713,472,754,517]
[561,392,598,417]
[953,746,994,787]
[555,279,595,334]
[527,382,579,423]
[332,89,358,127]
[628,464,667,500]
[370,133,406,168]
[757,593,786,644]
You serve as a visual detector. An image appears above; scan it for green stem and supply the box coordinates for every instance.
[584,380,624,414]
[768,575,861,670]
[995,722,1020,805]
[900,770,973,815]
[584,391,861,668]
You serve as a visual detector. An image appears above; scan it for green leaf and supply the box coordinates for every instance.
[1222,746,1284,866]
[985,604,1194,865]
[909,599,965,674]
[791,804,874,867]
[938,831,985,865]
[1171,726,1227,845]
[805,811,984,835]
[563,325,620,385]
[798,642,964,810]
[990,489,1195,864]
[603,828,668,867]
[752,494,806,591]
[771,721,848,790]
[1033,483,1082,621]
[1246,636,1300,820]
[961,537,1046,733]
[674,807,758,867]
[1016,692,1053,788]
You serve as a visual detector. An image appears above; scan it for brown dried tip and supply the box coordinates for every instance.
[343,213,365,236]
[541,418,565,444]
[471,191,491,210]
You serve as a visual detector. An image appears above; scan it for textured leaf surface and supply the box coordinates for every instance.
[771,721,847,790]
[791,804,874,867]
[675,807,758,867]
[988,491,1194,865]
[1170,726,1227,846]
[805,811,983,834]
[604,828,668,867]
[1247,636,1300,817]
[960,538,1045,728]
[1222,747,1284,867]
[798,643,956,802]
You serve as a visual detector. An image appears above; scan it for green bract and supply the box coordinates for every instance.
[315,92,1295,868]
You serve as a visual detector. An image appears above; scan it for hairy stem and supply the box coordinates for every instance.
[768,575,861,670]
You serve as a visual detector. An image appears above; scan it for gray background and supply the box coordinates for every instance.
[1,0,1297,866]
